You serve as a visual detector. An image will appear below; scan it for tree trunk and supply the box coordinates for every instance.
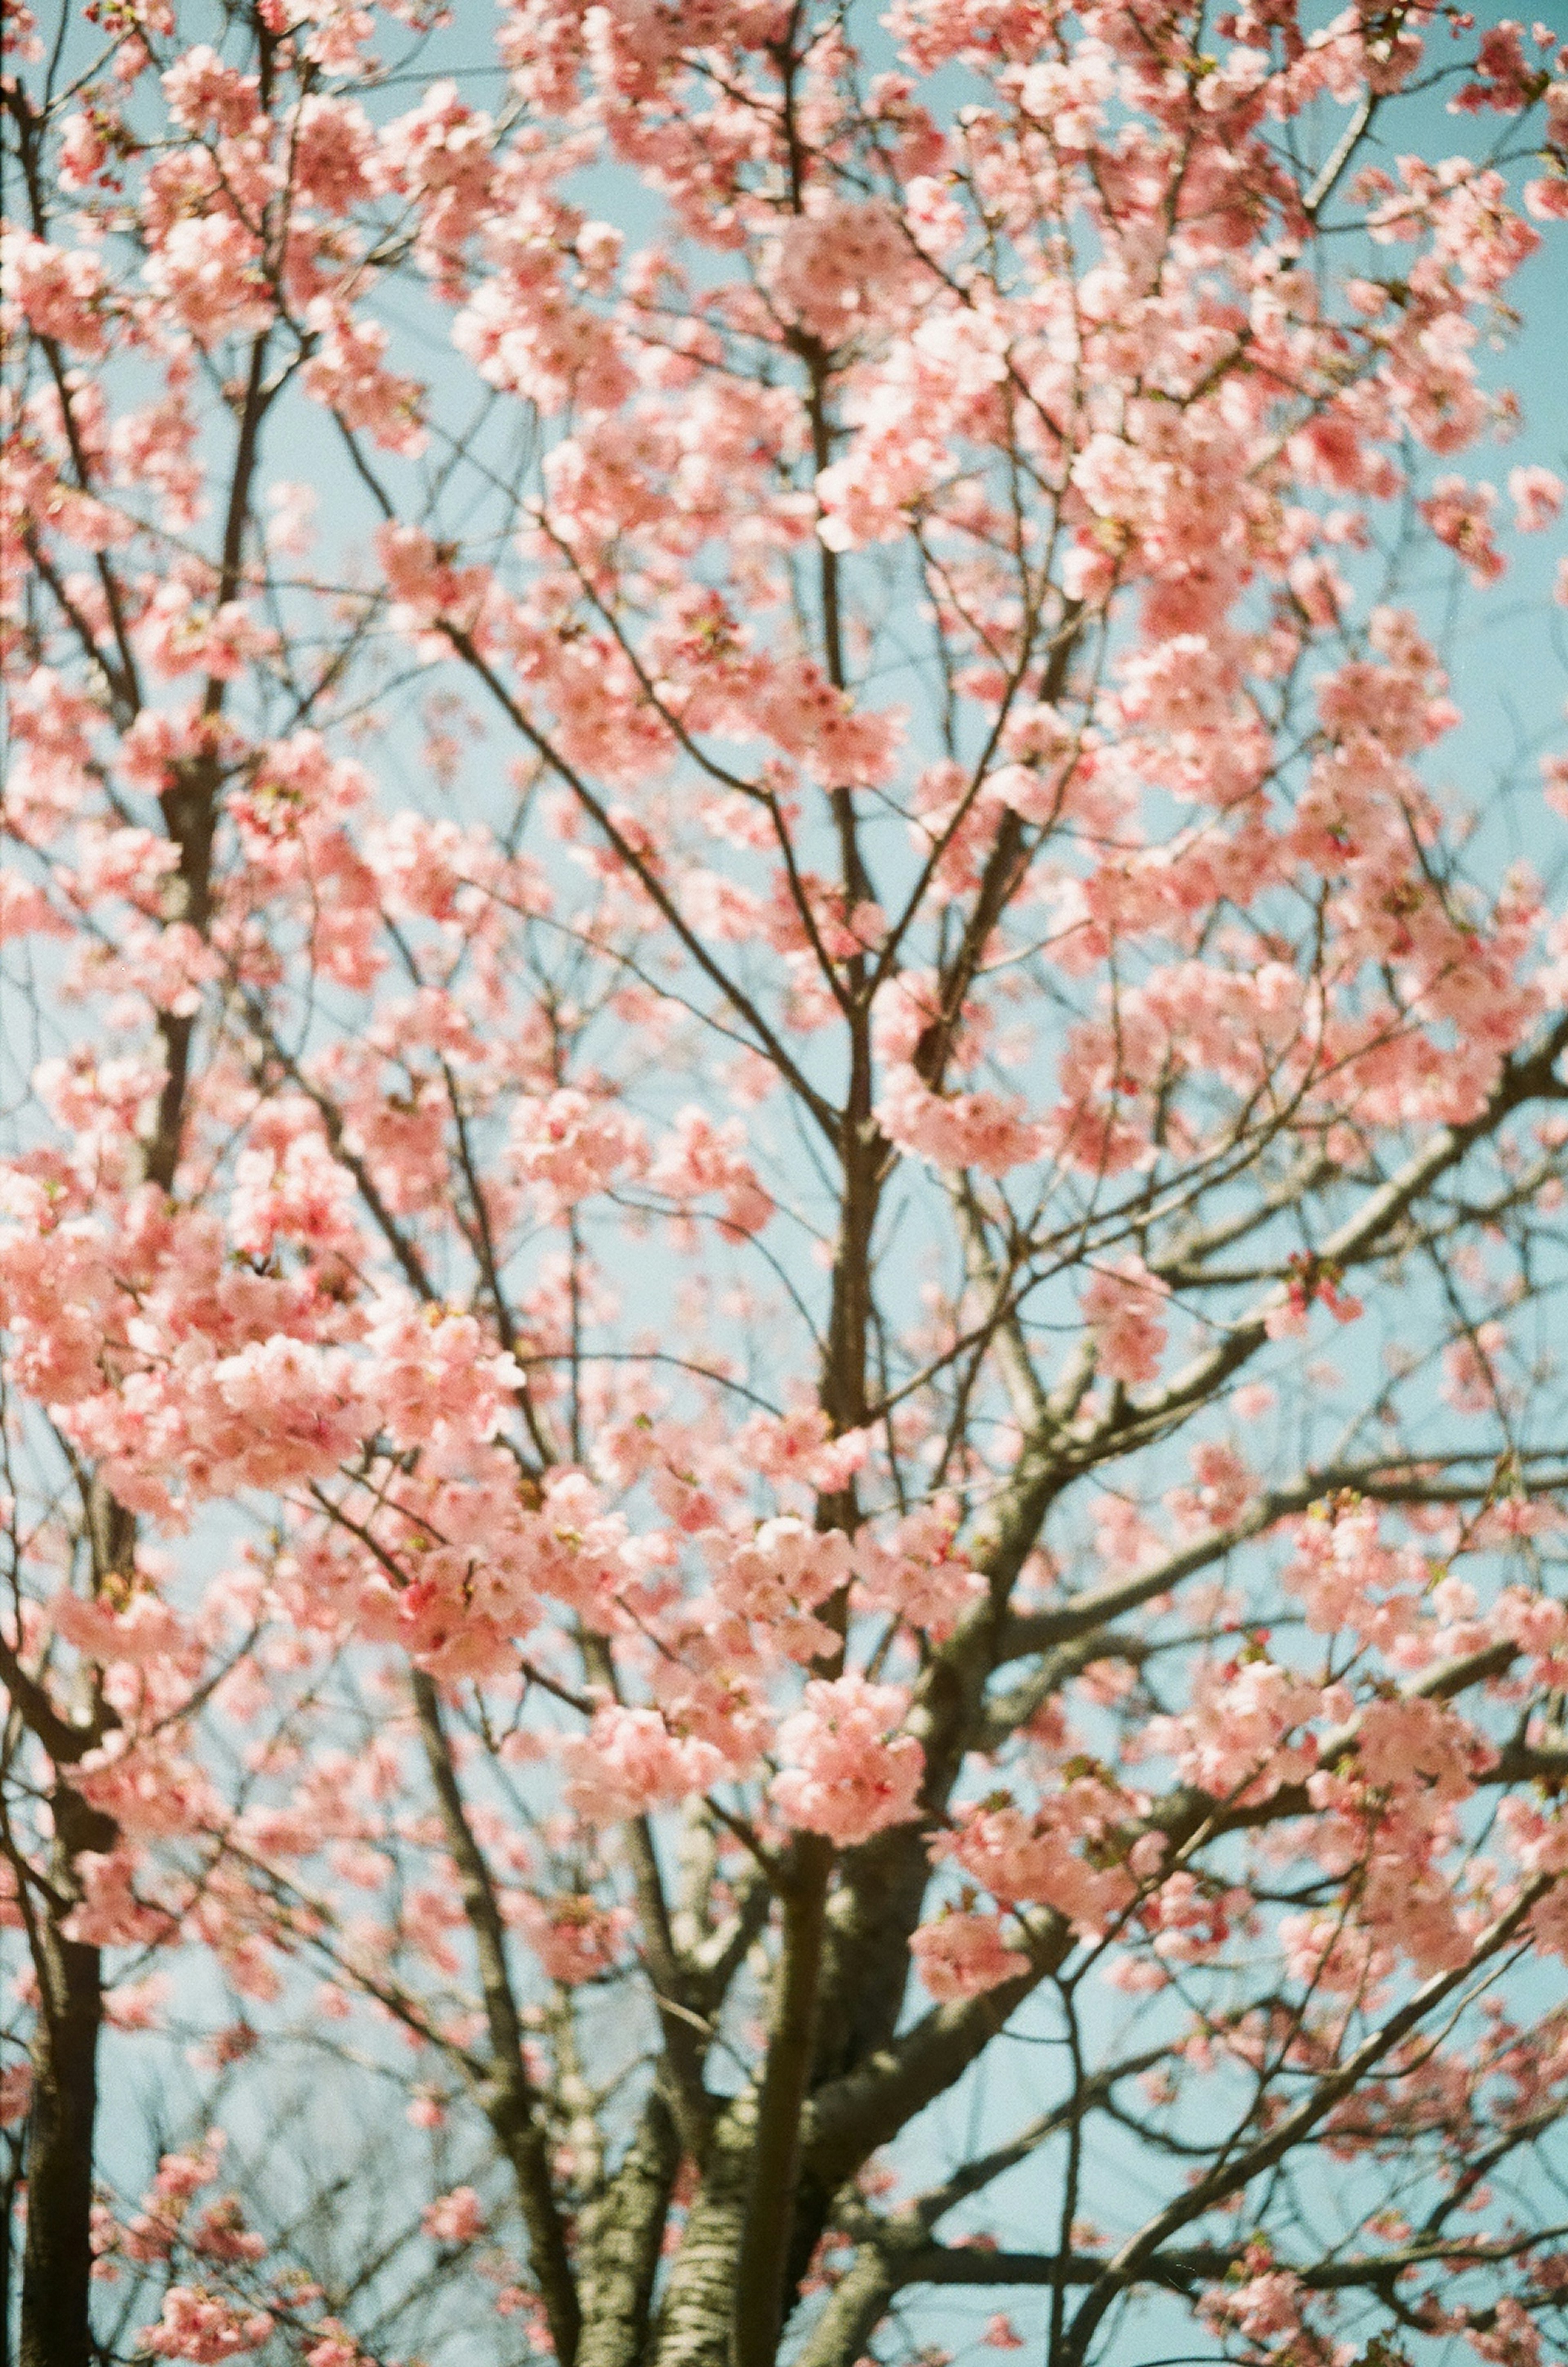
[20,1788,111,2367]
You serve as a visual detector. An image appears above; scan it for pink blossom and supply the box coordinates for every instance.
[230,1132,359,1262]
[380,80,497,273]
[909,1910,1030,2002]
[1200,2263,1305,2343]
[648,1108,772,1236]
[303,307,428,455]
[511,1892,633,1984]
[57,111,108,191]
[715,1518,852,1660]
[161,47,259,137]
[562,1705,727,1825]
[188,2198,265,2265]
[192,1338,370,1493]
[939,1787,1138,1940]
[143,214,271,347]
[137,2290,273,2362]
[765,196,921,348]
[422,2186,486,2246]
[1356,1695,1494,1803]
[1080,1256,1169,1387]
[510,1088,646,1215]
[1419,476,1506,584]
[730,1403,871,1495]
[876,1065,1045,1178]
[773,1678,924,1847]
[0,2062,31,2126]
[289,94,380,212]
[1167,1441,1254,1536]
[362,1297,525,1453]
[0,230,110,357]
[138,583,274,682]
[1443,1319,1509,1412]
[1526,173,1568,223]
[1510,464,1564,533]
[304,2323,365,2367]
[853,1499,985,1639]
[1146,1656,1324,1801]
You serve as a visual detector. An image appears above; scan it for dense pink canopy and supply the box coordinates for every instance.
[3,2,1568,2363]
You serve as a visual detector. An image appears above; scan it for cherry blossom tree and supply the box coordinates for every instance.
[4,2,1568,2363]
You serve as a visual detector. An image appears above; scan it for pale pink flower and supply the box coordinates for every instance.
[1510,464,1564,533]
[510,1088,646,1215]
[1080,1256,1169,1387]
[1419,475,1505,585]
[853,1498,985,1639]
[143,214,271,347]
[303,306,427,455]
[0,230,110,356]
[909,1910,1030,2002]
[648,1108,771,1235]
[511,1893,633,1984]
[422,2186,486,2246]
[161,46,259,137]
[362,1297,525,1452]
[876,1065,1044,1178]
[715,1518,852,1660]
[939,1785,1139,1940]
[57,111,107,190]
[290,94,380,212]
[304,2323,365,2367]
[562,1705,726,1825]
[1146,1656,1323,1801]
[229,1132,359,1262]
[137,2289,273,2362]
[772,1677,924,1847]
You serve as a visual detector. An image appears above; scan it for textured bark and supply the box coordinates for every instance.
[650,2105,757,2367]
[19,1789,114,2367]
[577,2095,682,2367]
[733,1843,833,2367]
